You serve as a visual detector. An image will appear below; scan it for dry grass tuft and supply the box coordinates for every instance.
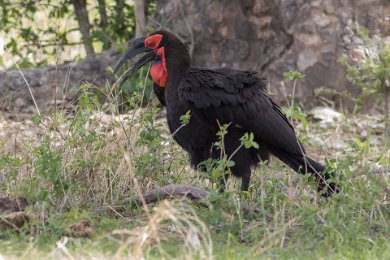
[113,200,213,259]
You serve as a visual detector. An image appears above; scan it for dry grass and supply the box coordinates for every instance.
[0,86,389,258]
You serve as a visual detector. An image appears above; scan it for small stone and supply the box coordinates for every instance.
[360,130,368,138]
[329,139,348,149]
[311,1,321,7]
[309,107,344,126]
[349,48,366,63]
[297,50,318,71]
[342,34,352,45]
[354,38,364,45]
[313,14,331,28]
[218,26,229,37]
[66,219,93,238]
[323,0,336,14]
[311,136,326,146]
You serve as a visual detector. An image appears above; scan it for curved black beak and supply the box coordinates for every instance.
[113,37,156,85]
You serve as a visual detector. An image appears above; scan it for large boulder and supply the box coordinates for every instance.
[154,0,390,107]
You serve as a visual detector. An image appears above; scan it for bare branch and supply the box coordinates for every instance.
[134,0,147,37]
[370,167,390,174]
[119,184,261,216]
[73,0,94,55]
[123,184,211,208]
[97,0,108,27]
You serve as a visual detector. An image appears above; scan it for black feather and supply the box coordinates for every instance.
[141,31,339,197]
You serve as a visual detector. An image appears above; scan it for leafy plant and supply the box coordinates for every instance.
[282,70,304,82]
[30,136,66,202]
[340,28,390,137]
[179,110,191,126]
[199,124,260,190]
[282,70,308,128]
[0,1,155,68]
[134,107,168,185]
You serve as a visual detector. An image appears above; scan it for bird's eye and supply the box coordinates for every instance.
[147,41,155,48]
[144,34,163,49]
[145,39,157,49]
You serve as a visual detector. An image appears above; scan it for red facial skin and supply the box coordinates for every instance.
[144,34,163,49]
[144,34,167,87]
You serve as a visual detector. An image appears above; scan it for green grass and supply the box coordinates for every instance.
[0,86,389,259]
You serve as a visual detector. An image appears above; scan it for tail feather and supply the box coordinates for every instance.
[270,147,339,197]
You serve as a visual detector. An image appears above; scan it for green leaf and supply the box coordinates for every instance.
[283,70,304,81]
[180,110,191,126]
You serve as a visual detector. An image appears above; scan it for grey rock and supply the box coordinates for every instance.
[309,106,344,126]
[330,139,348,150]
[154,0,390,109]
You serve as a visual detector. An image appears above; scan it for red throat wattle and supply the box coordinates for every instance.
[150,47,167,87]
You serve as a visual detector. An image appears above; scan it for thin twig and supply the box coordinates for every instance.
[370,167,390,174]
[176,0,195,58]
[5,47,41,116]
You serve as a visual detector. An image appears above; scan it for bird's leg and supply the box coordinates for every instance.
[241,172,251,192]
[316,170,340,198]
[218,174,229,193]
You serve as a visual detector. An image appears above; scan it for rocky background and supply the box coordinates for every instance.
[0,0,389,112]
[154,0,390,108]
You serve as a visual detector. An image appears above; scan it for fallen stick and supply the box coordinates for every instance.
[123,184,211,209]
[118,184,260,215]
[370,167,390,174]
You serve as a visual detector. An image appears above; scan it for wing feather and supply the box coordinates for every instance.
[179,68,301,154]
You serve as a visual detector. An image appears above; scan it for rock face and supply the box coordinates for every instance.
[154,0,390,107]
[1,0,389,112]
[0,50,120,113]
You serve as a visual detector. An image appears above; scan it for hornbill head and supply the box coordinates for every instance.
[114,31,190,87]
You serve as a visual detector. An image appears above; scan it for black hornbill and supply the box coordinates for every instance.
[114,30,339,197]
